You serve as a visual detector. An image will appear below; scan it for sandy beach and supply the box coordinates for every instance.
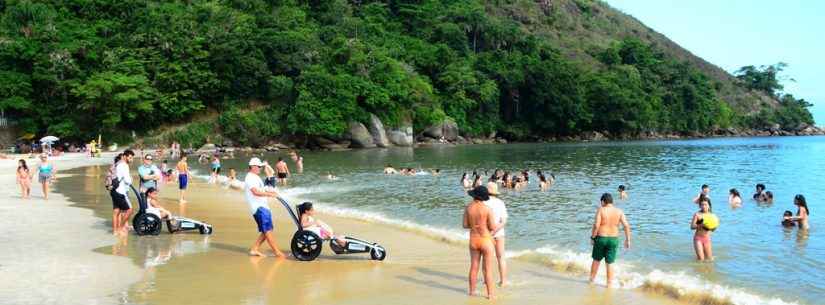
[0,153,140,305]
[13,159,683,305]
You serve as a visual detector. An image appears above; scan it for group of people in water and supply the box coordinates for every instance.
[459,175,812,299]
[460,169,555,192]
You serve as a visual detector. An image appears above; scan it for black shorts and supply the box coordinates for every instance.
[111,191,130,210]
[277,173,287,179]
[264,177,276,187]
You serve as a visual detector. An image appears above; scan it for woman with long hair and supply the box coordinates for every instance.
[729,188,742,207]
[792,195,810,230]
[16,159,32,198]
[690,196,715,261]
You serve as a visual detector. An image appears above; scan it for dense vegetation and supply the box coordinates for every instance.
[0,0,814,146]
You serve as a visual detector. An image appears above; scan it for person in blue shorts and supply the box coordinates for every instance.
[245,158,285,258]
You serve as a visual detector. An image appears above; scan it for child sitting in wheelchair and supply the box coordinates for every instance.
[145,187,171,220]
[297,202,347,247]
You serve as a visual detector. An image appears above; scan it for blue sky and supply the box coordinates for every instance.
[606,0,825,126]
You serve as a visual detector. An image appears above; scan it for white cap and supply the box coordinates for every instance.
[248,157,265,167]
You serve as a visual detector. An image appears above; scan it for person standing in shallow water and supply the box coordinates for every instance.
[463,186,499,300]
[589,193,631,288]
[176,154,190,204]
[791,194,810,230]
[691,196,715,261]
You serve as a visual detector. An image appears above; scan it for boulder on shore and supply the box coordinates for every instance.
[347,121,376,148]
[422,119,459,141]
[387,126,414,146]
[368,114,391,147]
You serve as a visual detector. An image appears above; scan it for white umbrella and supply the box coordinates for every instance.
[40,136,59,143]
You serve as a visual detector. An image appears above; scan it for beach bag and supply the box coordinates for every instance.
[104,164,119,191]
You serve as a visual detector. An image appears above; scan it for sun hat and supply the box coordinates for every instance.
[248,157,265,167]
[486,182,500,196]
[468,186,490,201]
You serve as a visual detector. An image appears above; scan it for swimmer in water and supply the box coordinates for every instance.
[729,188,742,207]
[618,185,628,200]
[472,175,483,188]
[384,164,397,174]
[781,210,795,227]
[691,195,715,261]
[539,174,549,191]
[753,184,767,202]
[463,186,499,299]
[791,194,810,230]
[693,184,710,204]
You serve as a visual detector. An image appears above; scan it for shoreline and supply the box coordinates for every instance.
[44,162,685,305]
[0,153,141,305]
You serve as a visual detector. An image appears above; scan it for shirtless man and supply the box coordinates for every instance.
[275,157,290,186]
[692,184,710,204]
[176,155,190,204]
[589,193,631,288]
[462,186,499,300]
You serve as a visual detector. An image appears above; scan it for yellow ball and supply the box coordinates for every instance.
[702,213,719,230]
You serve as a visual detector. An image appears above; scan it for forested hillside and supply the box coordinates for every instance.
[0,0,815,146]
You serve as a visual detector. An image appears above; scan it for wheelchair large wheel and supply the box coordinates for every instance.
[370,246,387,261]
[291,230,322,261]
[133,213,162,236]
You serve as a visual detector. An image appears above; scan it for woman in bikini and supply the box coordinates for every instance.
[792,194,810,230]
[16,159,32,198]
[690,195,715,261]
[462,186,499,300]
[297,202,346,247]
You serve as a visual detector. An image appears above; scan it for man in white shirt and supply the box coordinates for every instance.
[111,149,134,235]
[245,157,285,258]
[485,182,509,286]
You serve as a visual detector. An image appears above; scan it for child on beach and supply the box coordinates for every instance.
[589,193,631,288]
[463,186,499,299]
[245,158,285,258]
[16,159,32,198]
[297,202,347,247]
[691,196,715,261]
[176,155,190,204]
[145,187,171,219]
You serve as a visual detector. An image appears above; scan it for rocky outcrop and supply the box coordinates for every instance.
[314,136,351,150]
[422,119,459,141]
[387,126,414,146]
[347,121,375,148]
[367,114,391,147]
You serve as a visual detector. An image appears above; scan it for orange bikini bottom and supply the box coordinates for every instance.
[469,234,493,251]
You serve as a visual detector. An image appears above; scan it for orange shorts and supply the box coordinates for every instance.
[470,235,493,251]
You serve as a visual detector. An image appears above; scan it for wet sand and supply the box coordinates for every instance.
[52,165,682,305]
[0,153,140,305]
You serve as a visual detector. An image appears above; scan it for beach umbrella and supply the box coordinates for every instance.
[40,136,59,143]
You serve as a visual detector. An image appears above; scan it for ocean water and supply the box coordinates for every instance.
[194,136,823,305]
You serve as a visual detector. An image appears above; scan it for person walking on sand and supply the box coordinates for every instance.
[589,193,631,288]
[176,154,190,203]
[275,157,290,186]
[463,186,499,300]
[691,196,715,261]
[16,159,32,198]
[37,154,56,200]
[485,182,509,287]
[112,150,135,235]
[245,158,285,258]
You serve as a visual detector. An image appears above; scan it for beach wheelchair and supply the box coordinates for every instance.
[128,184,213,236]
[276,197,387,261]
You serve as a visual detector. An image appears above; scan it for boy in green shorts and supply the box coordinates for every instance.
[589,193,631,288]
